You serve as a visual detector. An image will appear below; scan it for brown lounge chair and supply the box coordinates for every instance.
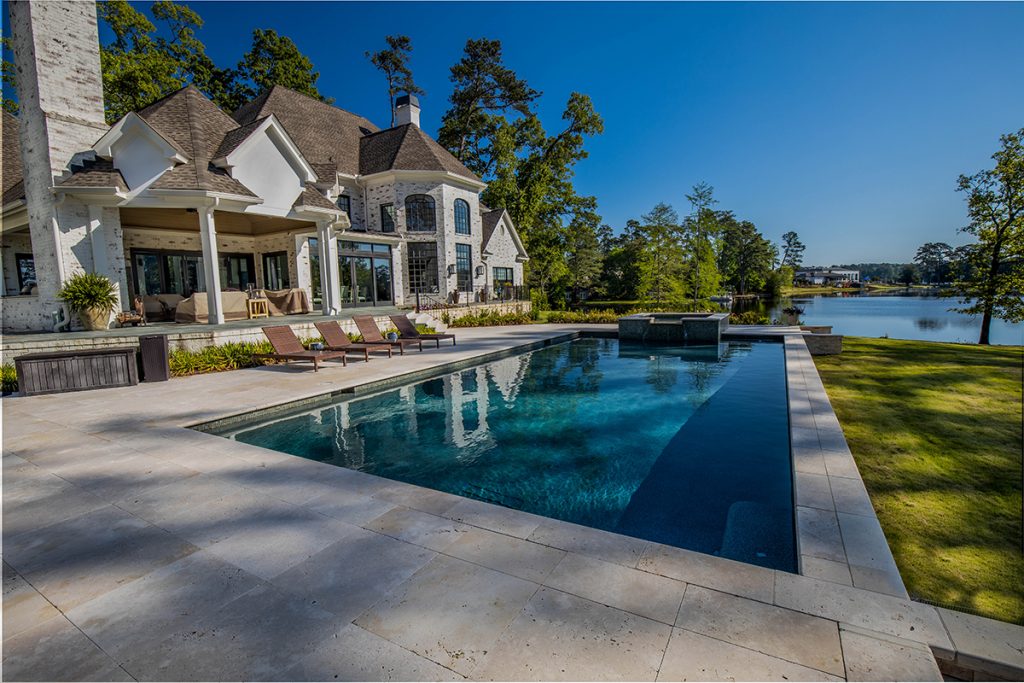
[389,314,456,348]
[254,325,347,372]
[352,315,423,354]
[314,320,394,361]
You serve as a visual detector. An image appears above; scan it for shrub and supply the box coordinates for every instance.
[2,363,18,394]
[57,272,119,313]
[545,309,620,324]
[167,335,325,377]
[448,310,535,327]
[730,310,771,325]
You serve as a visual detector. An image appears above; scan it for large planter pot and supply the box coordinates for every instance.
[79,307,111,331]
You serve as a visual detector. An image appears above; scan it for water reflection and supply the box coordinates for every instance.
[915,317,947,331]
[734,291,1023,345]
[227,339,795,571]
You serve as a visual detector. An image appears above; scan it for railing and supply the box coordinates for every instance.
[414,286,529,313]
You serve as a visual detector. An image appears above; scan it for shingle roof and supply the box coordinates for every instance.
[234,86,378,178]
[481,207,505,247]
[57,158,128,192]
[293,184,337,211]
[2,111,25,205]
[213,116,269,159]
[359,124,479,181]
[137,85,257,197]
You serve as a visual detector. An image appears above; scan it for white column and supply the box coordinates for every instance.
[198,207,225,325]
[317,220,342,315]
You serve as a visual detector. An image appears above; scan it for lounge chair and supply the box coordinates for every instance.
[253,325,347,372]
[352,315,423,354]
[389,314,456,348]
[314,320,394,361]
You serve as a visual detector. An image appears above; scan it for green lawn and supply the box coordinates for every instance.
[814,337,1023,623]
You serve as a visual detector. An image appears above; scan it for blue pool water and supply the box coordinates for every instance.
[227,338,796,571]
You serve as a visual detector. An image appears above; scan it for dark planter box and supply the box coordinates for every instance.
[15,347,139,396]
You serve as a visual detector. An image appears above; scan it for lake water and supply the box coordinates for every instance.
[747,291,1023,345]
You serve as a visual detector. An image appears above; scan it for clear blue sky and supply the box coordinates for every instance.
[12,2,1024,265]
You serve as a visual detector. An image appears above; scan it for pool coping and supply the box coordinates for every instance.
[4,323,1021,680]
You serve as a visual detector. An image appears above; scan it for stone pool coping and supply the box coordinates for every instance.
[2,323,1020,681]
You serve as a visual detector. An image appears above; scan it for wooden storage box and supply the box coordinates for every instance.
[15,347,139,396]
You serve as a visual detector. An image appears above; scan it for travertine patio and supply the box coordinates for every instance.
[2,324,1021,681]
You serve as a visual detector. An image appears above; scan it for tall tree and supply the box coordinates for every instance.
[2,37,18,114]
[682,182,722,306]
[365,35,424,127]
[437,40,602,306]
[98,0,190,122]
[914,242,954,284]
[953,128,1024,344]
[95,1,328,122]
[717,213,775,295]
[437,38,540,177]
[633,204,686,305]
[781,231,806,268]
[564,198,604,304]
[231,29,331,109]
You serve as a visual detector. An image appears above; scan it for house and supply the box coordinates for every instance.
[793,269,860,286]
[0,0,528,333]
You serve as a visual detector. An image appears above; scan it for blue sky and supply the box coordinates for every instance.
[12,2,1024,265]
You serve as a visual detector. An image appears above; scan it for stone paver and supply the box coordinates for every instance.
[474,588,671,681]
[676,585,845,676]
[544,552,686,625]
[638,543,775,603]
[840,627,943,681]
[937,607,1024,680]
[444,526,565,584]
[0,325,981,681]
[658,628,842,681]
[354,554,539,675]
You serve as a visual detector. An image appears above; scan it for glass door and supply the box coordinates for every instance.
[354,257,373,305]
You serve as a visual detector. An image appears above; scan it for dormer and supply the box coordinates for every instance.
[211,115,317,217]
[92,112,188,191]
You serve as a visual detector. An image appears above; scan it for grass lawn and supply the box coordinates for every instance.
[814,337,1023,623]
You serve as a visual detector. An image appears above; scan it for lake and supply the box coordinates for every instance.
[743,291,1023,345]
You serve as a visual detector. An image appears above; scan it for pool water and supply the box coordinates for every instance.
[226,338,796,571]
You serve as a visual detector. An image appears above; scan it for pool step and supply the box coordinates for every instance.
[719,500,791,570]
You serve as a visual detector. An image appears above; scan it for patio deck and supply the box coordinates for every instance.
[2,324,1020,681]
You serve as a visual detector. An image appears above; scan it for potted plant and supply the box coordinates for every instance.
[780,306,804,326]
[58,272,119,331]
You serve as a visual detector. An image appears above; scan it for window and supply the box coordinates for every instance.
[408,242,438,293]
[308,237,322,304]
[454,198,470,235]
[15,253,36,294]
[493,266,514,298]
[336,195,351,214]
[337,242,393,307]
[455,243,472,293]
[380,203,395,233]
[405,194,436,232]
[493,267,513,287]
[262,252,290,290]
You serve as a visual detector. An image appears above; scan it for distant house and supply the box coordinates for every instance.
[794,269,861,286]
[1,0,528,332]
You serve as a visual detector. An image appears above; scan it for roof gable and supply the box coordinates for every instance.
[359,124,480,182]
[481,207,529,261]
[233,85,378,178]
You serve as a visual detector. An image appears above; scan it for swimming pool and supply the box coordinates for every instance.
[221,337,796,571]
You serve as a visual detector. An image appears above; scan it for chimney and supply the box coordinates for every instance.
[394,94,420,128]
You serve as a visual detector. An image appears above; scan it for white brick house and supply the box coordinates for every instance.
[0,0,528,332]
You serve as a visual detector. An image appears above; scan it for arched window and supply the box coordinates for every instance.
[405,194,436,232]
[454,198,470,235]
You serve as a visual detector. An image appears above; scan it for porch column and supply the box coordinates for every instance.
[317,220,342,315]
[198,207,225,325]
